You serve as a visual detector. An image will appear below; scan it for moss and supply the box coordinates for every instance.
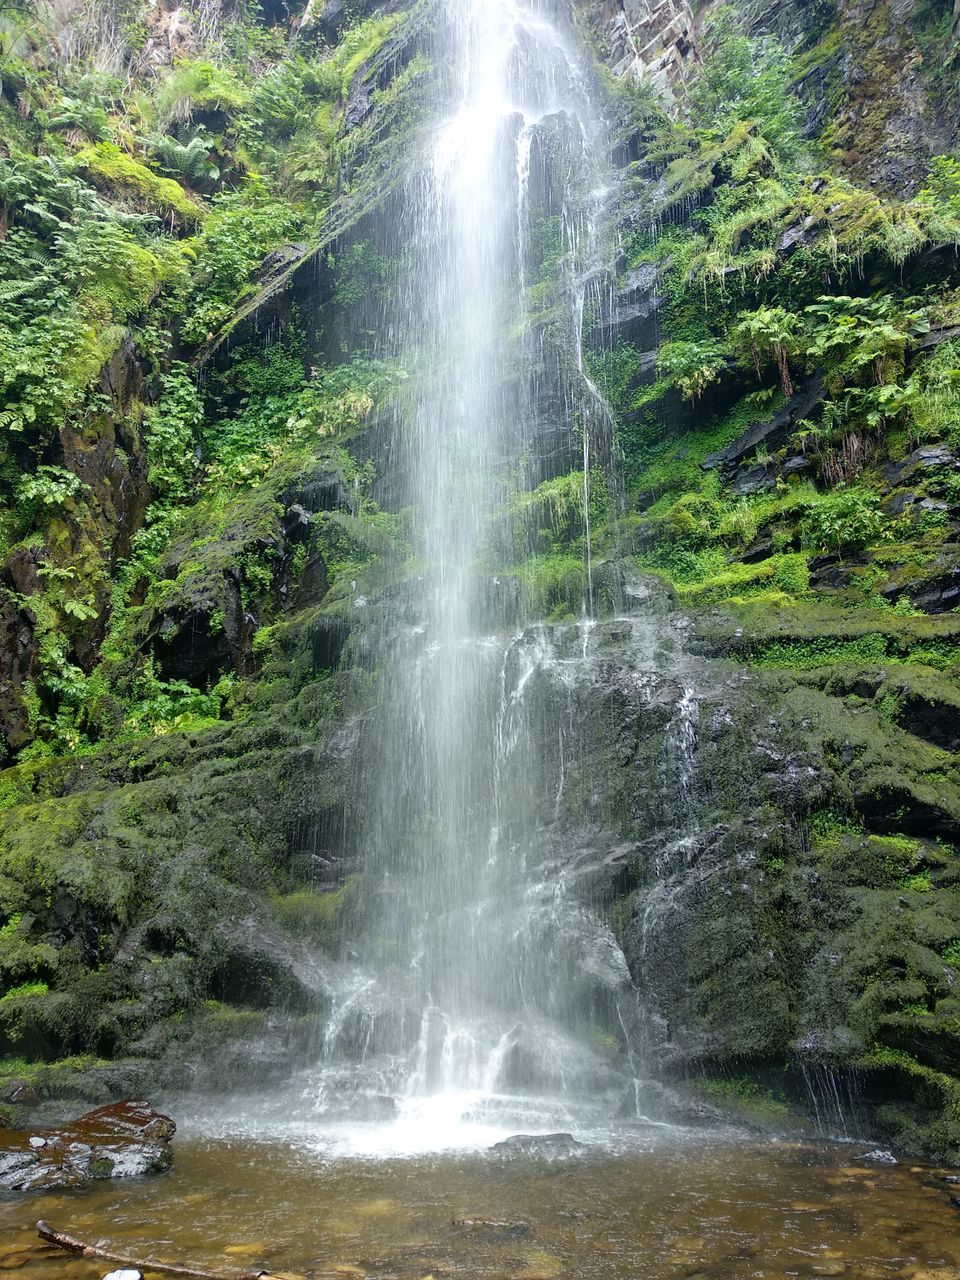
[696,599,960,667]
[272,875,360,951]
[333,14,401,99]
[500,552,587,622]
[858,1047,960,1160]
[628,391,784,509]
[0,1054,110,1101]
[149,59,248,127]
[690,1075,792,1120]
[0,640,355,1073]
[196,1001,268,1042]
[753,633,890,669]
[76,143,204,226]
[790,22,846,85]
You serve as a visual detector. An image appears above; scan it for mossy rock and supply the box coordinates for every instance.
[76,143,203,228]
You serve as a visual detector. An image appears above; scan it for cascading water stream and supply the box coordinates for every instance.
[307,0,646,1150]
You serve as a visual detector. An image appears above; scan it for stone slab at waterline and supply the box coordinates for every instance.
[0,1098,174,1193]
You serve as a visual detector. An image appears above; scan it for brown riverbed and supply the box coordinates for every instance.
[1,1133,958,1279]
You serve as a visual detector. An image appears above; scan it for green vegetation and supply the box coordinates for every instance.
[0,0,421,765]
[272,875,361,951]
[579,4,960,617]
[691,1075,792,1120]
[579,4,960,1160]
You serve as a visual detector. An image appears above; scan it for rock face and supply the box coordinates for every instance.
[587,0,699,103]
[0,337,150,753]
[729,0,959,192]
[0,1099,175,1193]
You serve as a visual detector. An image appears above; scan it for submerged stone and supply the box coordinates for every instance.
[491,1132,585,1158]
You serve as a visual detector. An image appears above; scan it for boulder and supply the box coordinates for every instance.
[0,1098,175,1194]
[491,1132,585,1158]
[1,1080,38,1107]
[886,446,960,487]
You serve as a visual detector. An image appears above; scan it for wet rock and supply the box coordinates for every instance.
[1,1080,38,1107]
[879,674,960,752]
[454,1218,531,1240]
[880,544,960,614]
[6,546,40,595]
[908,570,960,615]
[0,1150,39,1180]
[887,446,960,486]
[588,0,698,103]
[739,536,776,565]
[611,262,665,329]
[854,778,960,842]
[776,217,818,253]
[0,590,37,751]
[781,455,811,478]
[730,460,779,496]
[859,1148,897,1164]
[0,1098,175,1193]
[258,242,309,284]
[491,1132,585,1158]
[282,502,312,538]
[808,557,866,591]
[313,0,408,44]
[103,1272,143,1280]
[702,373,825,473]
[886,490,923,516]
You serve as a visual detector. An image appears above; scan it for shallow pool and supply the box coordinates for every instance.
[2,1121,959,1280]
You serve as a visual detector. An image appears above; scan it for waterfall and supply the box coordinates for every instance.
[312,0,642,1149]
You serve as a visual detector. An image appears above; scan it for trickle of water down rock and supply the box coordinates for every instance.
[265,0,702,1154]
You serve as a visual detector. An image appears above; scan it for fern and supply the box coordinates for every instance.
[0,278,41,302]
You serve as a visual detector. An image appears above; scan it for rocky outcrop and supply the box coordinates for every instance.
[491,1132,585,1158]
[0,593,36,755]
[200,0,434,368]
[0,1099,174,1193]
[587,0,699,103]
[702,374,826,477]
[129,455,354,683]
[741,0,958,194]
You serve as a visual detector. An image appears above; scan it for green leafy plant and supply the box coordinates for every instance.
[732,306,801,397]
[657,339,728,400]
[799,487,892,555]
[145,364,204,502]
[17,466,88,510]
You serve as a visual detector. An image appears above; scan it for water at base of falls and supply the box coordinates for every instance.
[8,1133,958,1280]
[305,610,680,1154]
[179,1077,649,1158]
